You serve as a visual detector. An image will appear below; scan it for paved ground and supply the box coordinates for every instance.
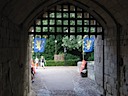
[31,66,101,96]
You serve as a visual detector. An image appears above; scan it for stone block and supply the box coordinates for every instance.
[109,77,116,89]
[106,76,110,86]
[23,89,27,96]
[104,60,109,67]
[88,69,95,81]
[54,54,64,61]
[121,84,128,96]
[77,61,82,72]
[95,75,103,87]
[97,86,104,95]
[108,68,114,75]
[107,84,112,94]
[110,62,116,70]
[105,66,109,75]
[104,74,108,82]
[111,88,117,96]
[126,70,128,84]
[95,65,102,74]
[106,92,112,96]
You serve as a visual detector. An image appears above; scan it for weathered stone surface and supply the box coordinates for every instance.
[87,61,95,81]
[0,1,128,96]
[0,16,29,96]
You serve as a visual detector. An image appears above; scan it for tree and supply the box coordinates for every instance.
[33,12,94,60]
[62,35,82,51]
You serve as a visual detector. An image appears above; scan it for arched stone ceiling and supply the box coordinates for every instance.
[0,0,128,27]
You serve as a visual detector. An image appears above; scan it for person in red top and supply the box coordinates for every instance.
[80,59,87,77]
[80,60,87,72]
[31,59,36,74]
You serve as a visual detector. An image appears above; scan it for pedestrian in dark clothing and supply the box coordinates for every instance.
[31,67,35,83]
[41,56,46,69]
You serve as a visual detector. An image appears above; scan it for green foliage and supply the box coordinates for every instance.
[85,52,94,61]
[36,27,41,32]
[65,53,80,60]
[65,60,78,66]
[33,12,94,61]
[45,60,64,66]
[87,52,94,61]
[33,35,63,60]
[62,35,82,51]
[41,35,55,59]
[45,60,78,66]
[32,52,41,60]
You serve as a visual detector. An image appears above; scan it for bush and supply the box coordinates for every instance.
[87,52,94,61]
[65,53,80,60]
[65,60,78,66]
[45,59,78,66]
[45,60,64,66]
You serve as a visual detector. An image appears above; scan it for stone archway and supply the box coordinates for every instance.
[26,1,121,96]
[27,1,107,95]
[1,0,128,96]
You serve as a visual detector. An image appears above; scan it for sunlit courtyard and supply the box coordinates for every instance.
[31,66,100,96]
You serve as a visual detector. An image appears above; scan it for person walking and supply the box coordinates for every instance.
[31,59,36,73]
[41,56,46,69]
[35,57,39,69]
[31,66,35,83]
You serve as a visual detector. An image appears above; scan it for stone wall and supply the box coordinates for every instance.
[104,27,118,96]
[94,26,118,96]
[94,35,104,94]
[120,25,128,96]
[28,35,34,96]
[0,15,30,96]
[54,54,64,61]
[0,1,128,96]
[87,61,95,81]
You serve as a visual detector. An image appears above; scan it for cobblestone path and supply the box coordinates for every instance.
[31,66,101,96]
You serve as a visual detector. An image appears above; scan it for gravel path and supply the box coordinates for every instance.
[31,66,101,96]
